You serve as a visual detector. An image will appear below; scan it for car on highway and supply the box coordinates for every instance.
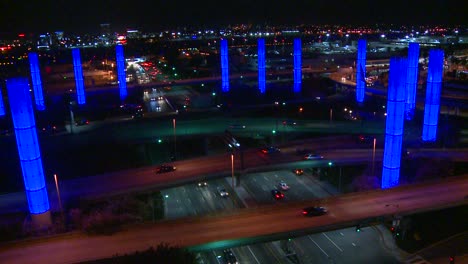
[261,146,281,154]
[197,181,208,187]
[155,165,176,174]
[302,206,327,217]
[75,119,89,126]
[296,148,313,155]
[222,249,238,264]
[357,134,374,144]
[282,119,298,126]
[293,169,304,175]
[278,181,290,191]
[229,124,246,129]
[217,187,229,197]
[271,189,285,200]
[131,110,144,119]
[304,153,324,160]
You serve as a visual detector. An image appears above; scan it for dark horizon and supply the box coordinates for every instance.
[1,0,467,34]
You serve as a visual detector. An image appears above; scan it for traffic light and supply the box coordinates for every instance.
[449,256,454,264]
[272,130,276,134]
[328,161,333,166]
[390,226,395,233]
[157,139,162,144]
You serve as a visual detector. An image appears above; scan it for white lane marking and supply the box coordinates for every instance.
[352,243,356,247]
[322,233,343,252]
[340,232,344,236]
[308,236,329,257]
[247,246,261,264]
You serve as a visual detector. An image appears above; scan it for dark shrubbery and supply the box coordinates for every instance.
[82,243,197,264]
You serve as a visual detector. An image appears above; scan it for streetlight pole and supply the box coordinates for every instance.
[69,101,75,134]
[231,153,235,188]
[54,174,64,220]
[372,137,376,176]
[173,118,177,160]
[329,108,333,124]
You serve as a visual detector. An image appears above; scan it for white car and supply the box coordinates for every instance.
[304,153,324,160]
[279,181,290,191]
[217,187,229,197]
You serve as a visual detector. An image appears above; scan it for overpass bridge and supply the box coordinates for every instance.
[0,175,466,264]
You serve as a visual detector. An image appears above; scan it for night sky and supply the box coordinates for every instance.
[1,0,466,34]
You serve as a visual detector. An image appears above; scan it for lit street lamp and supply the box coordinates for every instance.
[54,174,64,220]
[231,153,235,188]
[173,118,177,160]
[372,137,377,176]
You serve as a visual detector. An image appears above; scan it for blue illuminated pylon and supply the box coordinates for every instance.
[0,89,4,116]
[72,48,86,105]
[422,49,444,142]
[116,44,128,101]
[356,39,367,103]
[28,52,46,110]
[258,38,266,94]
[293,38,302,93]
[6,77,50,215]
[405,43,420,120]
[382,58,408,189]
[220,39,230,92]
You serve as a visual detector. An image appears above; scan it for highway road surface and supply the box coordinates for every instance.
[0,175,466,264]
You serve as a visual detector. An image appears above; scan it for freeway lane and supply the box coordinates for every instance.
[0,176,466,264]
[0,141,466,214]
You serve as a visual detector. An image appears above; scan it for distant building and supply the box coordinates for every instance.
[127,29,140,39]
[37,34,51,49]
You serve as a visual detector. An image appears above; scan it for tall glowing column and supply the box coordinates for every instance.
[72,48,86,105]
[422,49,444,142]
[220,39,229,92]
[356,39,367,103]
[405,43,420,120]
[6,77,51,227]
[28,52,45,110]
[293,38,302,93]
[116,44,128,101]
[382,58,407,189]
[258,38,266,94]
[0,90,4,116]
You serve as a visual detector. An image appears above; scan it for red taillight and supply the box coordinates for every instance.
[302,211,307,215]
[276,194,279,198]
[281,194,284,197]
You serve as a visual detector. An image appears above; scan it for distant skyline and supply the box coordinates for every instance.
[1,0,466,34]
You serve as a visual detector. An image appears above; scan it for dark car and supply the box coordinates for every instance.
[302,206,327,217]
[271,189,285,200]
[229,123,246,129]
[357,134,374,144]
[293,169,304,175]
[155,165,176,174]
[296,148,313,155]
[261,146,281,154]
[75,119,89,126]
[222,249,238,264]
[304,153,324,160]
